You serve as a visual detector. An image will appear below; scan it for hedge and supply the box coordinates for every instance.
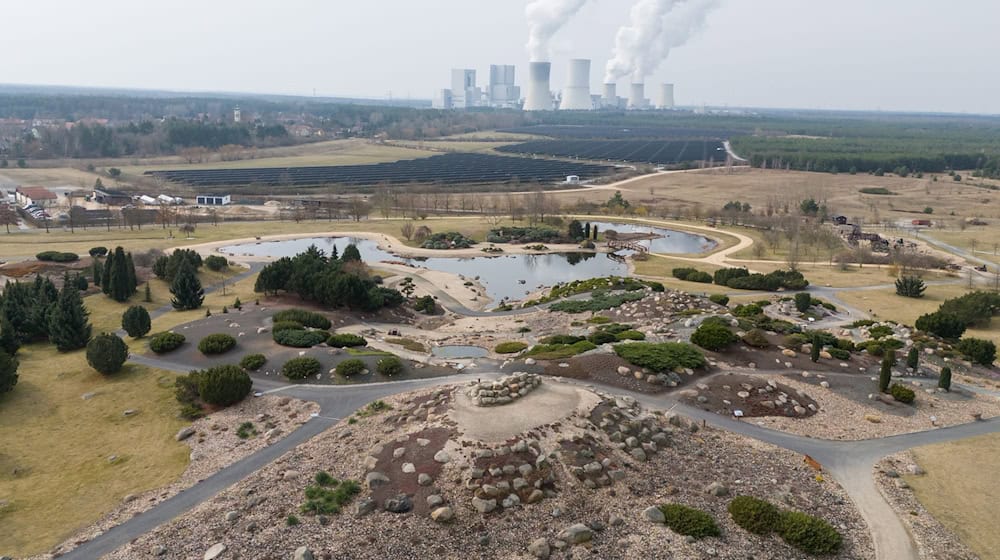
[328,333,367,348]
[197,333,237,355]
[273,308,332,330]
[196,365,252,406]
[659,504,721,539]
[495,341,528,354]
[778,511,843,555]
[272,320,305,333]
[613,342,706,372]
[336,359,366,377]
[150,331,185,353]
[36,251,79,262]
[274,329,327,348]
[728,495,781,535]
[672,267,712,283]
[708,294,730,306]
[283,357,322,380]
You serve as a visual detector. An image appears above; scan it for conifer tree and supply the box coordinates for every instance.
[144,282,152,303]
[0,350,18,393]
[92,258,102,287]
[48,283,92,351]
[170,260,204,310]
[102,253,113,295]
[121,305,151,338]
[125,252,137,293]
[0,317,19,355]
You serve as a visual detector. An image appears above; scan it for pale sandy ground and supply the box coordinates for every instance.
[450,383,596,443]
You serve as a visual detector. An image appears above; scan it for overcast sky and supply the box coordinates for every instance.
[2,0,998,114]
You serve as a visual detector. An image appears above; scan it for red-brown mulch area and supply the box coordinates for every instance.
[370,426,453,515]
[542,353,669,394]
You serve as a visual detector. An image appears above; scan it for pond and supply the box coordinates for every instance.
[589,222,716,254]
[218,237,629,303]
[430,345,490,359]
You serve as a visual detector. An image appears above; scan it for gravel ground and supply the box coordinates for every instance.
[38,396,318,559]
[103,383,873,560]
[874,453,977,560]
[748,375,1000,440]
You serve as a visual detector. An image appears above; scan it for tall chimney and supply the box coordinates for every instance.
[559,59,592,110]
[628,82,646,110]
[657,83,675,109]
[524,62,553,111]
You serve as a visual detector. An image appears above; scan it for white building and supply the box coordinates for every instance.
[488,64,520,108]
[450,69,481,109]
[432,89,453,110]
[196,194,231,206]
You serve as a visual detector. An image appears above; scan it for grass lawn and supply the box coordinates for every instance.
[924,229,1000,266]
[0,346,189,556]
[905,433,1000,560]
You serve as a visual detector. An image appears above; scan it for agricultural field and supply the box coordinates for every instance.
[497,139,729,165]
[148,153,613,190]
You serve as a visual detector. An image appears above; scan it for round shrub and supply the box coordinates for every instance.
[204,254,229,271]
[240,353,267,371]
[272,320,305,333]
[336,359,366,377]
[494,341,528,354]
[376,356,404,376]
[198,333,237,355]
[283,357,322,380]
[741,329,770,348]
[150,331,185,353]
[778,510,843,555]
[708,294,729,306]
[889,383,916,404]
[659,504,721,539]
[121,305,151,338]
[690,322,738,351]
[728,495,781,535]
[733,303,763,317]
[588,331,618,345]
[89,246,109,257]
[86,333,128,375]
[273,329,327,348]
[196,365,252,406]
[615,330,646,341]
[273,309,332,330]
[328,333,367,348]
[827,347,851,360]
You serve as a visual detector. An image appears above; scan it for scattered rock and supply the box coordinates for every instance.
[224,510,239,522]
[472,497,497,514]
[431,506,454,522]
[175,427,196,441]
[293,547,315,560]
[384,494,413,513]
[204,543,227,560]
[642,505,665,523]
[433,450,451,463]
[558,523,594,545]
[528,538,551,559]
[365,471,390,488]
[418,473,432,486]
[705,482,730,497]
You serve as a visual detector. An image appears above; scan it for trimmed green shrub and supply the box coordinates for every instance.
[741,329,770,348]
[708,294,729,306]
[733,303,763,317]
[777,510,843,555]
[868,325,894,339]
[906,347,919,370]
[524,340,597,360]
[615,330,646,341]
[204,255,229,271]
[36,251,79,262]
[659,504,721,539]
[690,322,738,351]
[283,357,322,380]
[794,292,812,313]
[889,383,916,404]
[714,267,749,286]
[495,341,528,354]
[879,353,893,392]
[915,311,966,340]
[273,329,327,348]
[336,359,366,377]
[198,333,237,355]
[89,246,109,257]
[938,366,952,391]
[240,353,267,371]
[613,342,706,372]
[272,320,305,333]
[273,309,332,330]
[541,334,586,345]
[196,365,252,406]
[728,495,781,535]
[86,333,128,375]
[150,331,185,353]
[956,337,996,366]
[827,347,851,360]
[121,305,151,338]
[328,333,367,348]
[588,331,618,345]
[376,356,404,376]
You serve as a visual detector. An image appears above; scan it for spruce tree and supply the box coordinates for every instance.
[938,366,952,392]
[48,284,92,351]
[102,252,113,295]
[108,246,132,301]
[879,352,893,392]
[121,305,151,338]
[170,260,204,310]
[341,244,362,262]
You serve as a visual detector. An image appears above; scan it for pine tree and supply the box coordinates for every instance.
[48,283,92,352]
[592,225,599,240]
[879,352,893,392]
[938,366,952,391]
[170,260,204,310]
[341,244,362,262]
[109,246,132,302]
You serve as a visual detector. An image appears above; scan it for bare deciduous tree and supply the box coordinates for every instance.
[400,222,415,241]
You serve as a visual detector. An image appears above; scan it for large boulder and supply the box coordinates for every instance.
[383,494,413,514]
[642,505,665,523]
[528,538,551,559]
[558,523,594,545]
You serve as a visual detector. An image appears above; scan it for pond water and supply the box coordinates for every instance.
[430,345,489,359]
[589,222,716,254]
[219,237,630,303]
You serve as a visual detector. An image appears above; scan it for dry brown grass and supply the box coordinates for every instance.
[905,433,1000,560]
[0,346,188,556]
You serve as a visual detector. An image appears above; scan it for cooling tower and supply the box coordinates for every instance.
[628,83,646,110]
[602,83,617,108]
[524,61,553,111]
[559,59,592,110]
[657,83,675,109]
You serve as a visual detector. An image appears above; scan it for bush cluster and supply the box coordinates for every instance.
[328,333,367,348]
[376,356,404,376]
[889,383,916,404]
[659,504,721,539]
[613,342,706,372]
[414,295,437,314]
[273,329,327,348]
[727,269,808,291]
[672,267,713,283]
[240,353,267,371]
[421,231,475,249]
[728,495,781,535]
[708,294,730,306]
[197,333,237,355]
[827,347,851,360]
[204,255,229,271]
[150,331,185,353]
[713,267,750,286]
[273,308,332,330]
[690,322,738,351]
[336,359,366,377]
[495,341,528,354]
[955,337,996,366]
[283,357,322,380]
[741,329,770,348]
[36,251,79,262]
[733,303,763,317]
[300,476,361,515]
[524,340,597,360]
[548,291,645,313]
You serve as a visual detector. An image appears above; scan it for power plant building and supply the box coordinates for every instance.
[432,89,453,110]
[450,69,481,109]
[488,64,520,108]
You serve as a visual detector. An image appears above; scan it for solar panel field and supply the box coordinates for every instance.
[496,139,729,165]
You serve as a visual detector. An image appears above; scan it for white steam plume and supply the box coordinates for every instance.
[526,0,591,62]
[604,0,721,84]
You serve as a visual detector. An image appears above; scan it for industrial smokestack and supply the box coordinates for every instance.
[560,59,592,110]
[657,83,675,109]
[524,61,554,111]
[628,82,646,110]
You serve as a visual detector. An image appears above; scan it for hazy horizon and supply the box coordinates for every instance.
[2,0,998,115]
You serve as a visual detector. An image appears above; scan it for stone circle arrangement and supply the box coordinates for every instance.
[467,373,541,406]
